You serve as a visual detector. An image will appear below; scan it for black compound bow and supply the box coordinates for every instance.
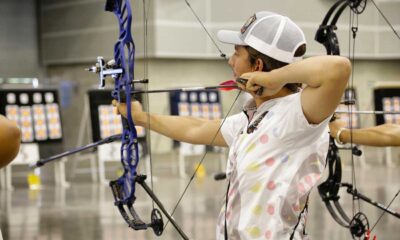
[316,1,400,239]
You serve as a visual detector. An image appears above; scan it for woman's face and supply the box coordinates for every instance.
[228,45,255,78]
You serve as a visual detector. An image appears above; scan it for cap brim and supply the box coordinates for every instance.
[217,30,246,45]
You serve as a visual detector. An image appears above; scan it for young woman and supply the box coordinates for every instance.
[114,11,350,240]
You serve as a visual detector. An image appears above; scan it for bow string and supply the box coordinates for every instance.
[160,0,244,231]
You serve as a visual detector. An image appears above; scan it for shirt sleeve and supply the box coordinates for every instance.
[220,112,247,147]
[279,92,331,147]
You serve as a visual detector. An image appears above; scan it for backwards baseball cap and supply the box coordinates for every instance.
[217,11,306,63]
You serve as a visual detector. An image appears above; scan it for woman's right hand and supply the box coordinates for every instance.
[112,100,146,126]
[239,71,285,98]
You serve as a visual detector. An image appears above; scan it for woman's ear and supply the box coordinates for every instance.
[254,58,264,71]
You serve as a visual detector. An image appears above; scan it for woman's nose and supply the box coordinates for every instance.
[228,56,234,67]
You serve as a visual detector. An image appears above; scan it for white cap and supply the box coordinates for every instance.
[217,11,306,63]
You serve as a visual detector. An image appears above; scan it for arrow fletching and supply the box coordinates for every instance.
[218,80,238,91]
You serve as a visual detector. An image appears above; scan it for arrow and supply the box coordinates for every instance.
[131,80,239,94]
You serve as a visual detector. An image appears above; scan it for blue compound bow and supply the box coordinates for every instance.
[88,0,189,238]
[31,1,239,238]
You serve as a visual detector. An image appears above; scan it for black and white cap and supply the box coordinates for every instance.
[217,11,306,63]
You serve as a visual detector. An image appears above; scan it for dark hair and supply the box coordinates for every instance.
[244,44,306,93]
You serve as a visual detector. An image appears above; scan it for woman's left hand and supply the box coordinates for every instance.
[328,118,347,137]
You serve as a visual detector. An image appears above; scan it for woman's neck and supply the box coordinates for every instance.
[254,88,294,107]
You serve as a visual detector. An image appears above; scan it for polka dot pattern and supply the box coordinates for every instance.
[259,134,269,144]
[252,205,262,215]
[265,158,275,166]
[305,175,313,186]
[265,230,272,239]
[246,142,257,153]
[217,89,329,239]
[228,188,236,198]
[246,162,260,172]
[292,204,300,212]
[267,204,275,215]
[250,182,262,193]
[272,127,279,138]
[246,227,261,238]
[298,182,306,194]
[267,181,276,190]
[280,154,289,163]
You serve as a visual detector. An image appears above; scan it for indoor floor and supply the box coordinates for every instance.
[1,154,399,240]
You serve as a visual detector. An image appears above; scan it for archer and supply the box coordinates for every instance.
[114,11,351,240]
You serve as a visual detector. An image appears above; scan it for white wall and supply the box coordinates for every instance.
[0,0,40,77]
[40,0,400,64]
[39,0,400,155]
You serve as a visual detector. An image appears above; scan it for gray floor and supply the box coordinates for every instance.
[1,156,399,240]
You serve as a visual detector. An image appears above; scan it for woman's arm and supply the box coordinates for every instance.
[113,100,228,147]
[0,115,21,168]
[241,55,351,124]
[330,120,400,147]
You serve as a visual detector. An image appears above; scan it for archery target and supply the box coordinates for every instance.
[0,89,63,143]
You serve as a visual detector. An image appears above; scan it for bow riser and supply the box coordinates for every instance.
[106,0,139,205]
[100,1,187,237]
[106,0,147,231]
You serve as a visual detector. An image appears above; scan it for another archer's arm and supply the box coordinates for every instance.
[330,120,400,147]
[0,114,21,169]
[113,100,228,147]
